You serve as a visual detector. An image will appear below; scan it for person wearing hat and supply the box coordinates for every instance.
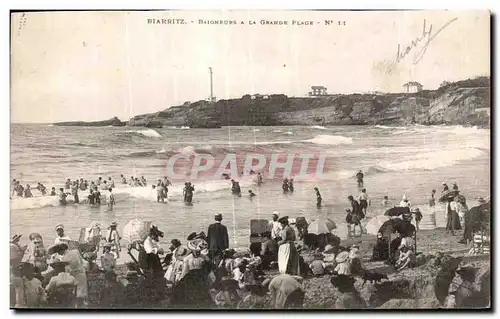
[334,251,351,275]
[180,238,210,281]
[207,213,229,266]
[22,233,48,275]
[269,212,282,241]
[442,182,449,193]
[54,224,71,245]
[45,255,76,303]
[165,242,189,284]
[143,225,165,277]
[12,262,47,308]
[446,197,461,236]
[105,222,121,259]
[452,182,459,191]
[277,216,300,275]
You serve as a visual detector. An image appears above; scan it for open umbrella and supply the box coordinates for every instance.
[384,206,410,217]
[307,218,337,234]
[439,190,460,203]
[365,215,390,236]
[122,219,152,243]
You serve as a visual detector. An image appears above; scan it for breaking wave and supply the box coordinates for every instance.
[124,129,162,138]
[303,135,353,145]
[310,125,328,130]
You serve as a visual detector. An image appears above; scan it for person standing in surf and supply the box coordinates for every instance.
[58,188,69,206]
[356,170,364,188]
[107,188,115,210]
[157,181,165,203]
[65,178,71,190]
[24,185,33,198]
[282,179,289,193]
[277,216,300,275]
[183,182,189,202]
[429,189,437,207]
[358,189,370,217]
[162,182,169,201]
[288,179,294,192]
[71,181,79,204]
[120,174,127,184]
[163,176,172,187]
[257,173,263,186]
[348,195,365,234]
[184,182,194,203]
[314,187,322,208]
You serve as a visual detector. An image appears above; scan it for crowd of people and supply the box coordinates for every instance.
[10,168,489,309]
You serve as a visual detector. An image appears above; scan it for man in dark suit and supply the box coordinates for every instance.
[207,213,229,266]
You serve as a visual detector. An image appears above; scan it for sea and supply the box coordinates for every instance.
[10,124,490,253]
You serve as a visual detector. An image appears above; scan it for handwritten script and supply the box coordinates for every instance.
[395,17,458,65]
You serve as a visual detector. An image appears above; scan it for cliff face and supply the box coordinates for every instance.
[54,116,126,127]
[63,77,489,128]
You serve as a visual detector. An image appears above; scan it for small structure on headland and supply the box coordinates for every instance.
[309,86,328,96]
[251,94,270,100]
[403,81,423,93]
[207,67,217,102]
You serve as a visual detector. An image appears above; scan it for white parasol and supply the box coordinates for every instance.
[365,215,390,236]
[307,218,337,234]
[122,219,152,243]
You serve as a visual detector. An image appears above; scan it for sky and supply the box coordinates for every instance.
[10,10,490,123]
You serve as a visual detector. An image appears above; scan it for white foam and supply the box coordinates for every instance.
[310,125,328,130]
[273,130,283,133]
[126,129,162,138]
[253,128,260,132]
[283,131,294,135]
[304,135,353,145]
[379,147,484,171]
[111,176,256,201]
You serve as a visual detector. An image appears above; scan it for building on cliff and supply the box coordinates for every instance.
[251,94,270,100]
[403,81,423,93]
[308,86,328,96]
